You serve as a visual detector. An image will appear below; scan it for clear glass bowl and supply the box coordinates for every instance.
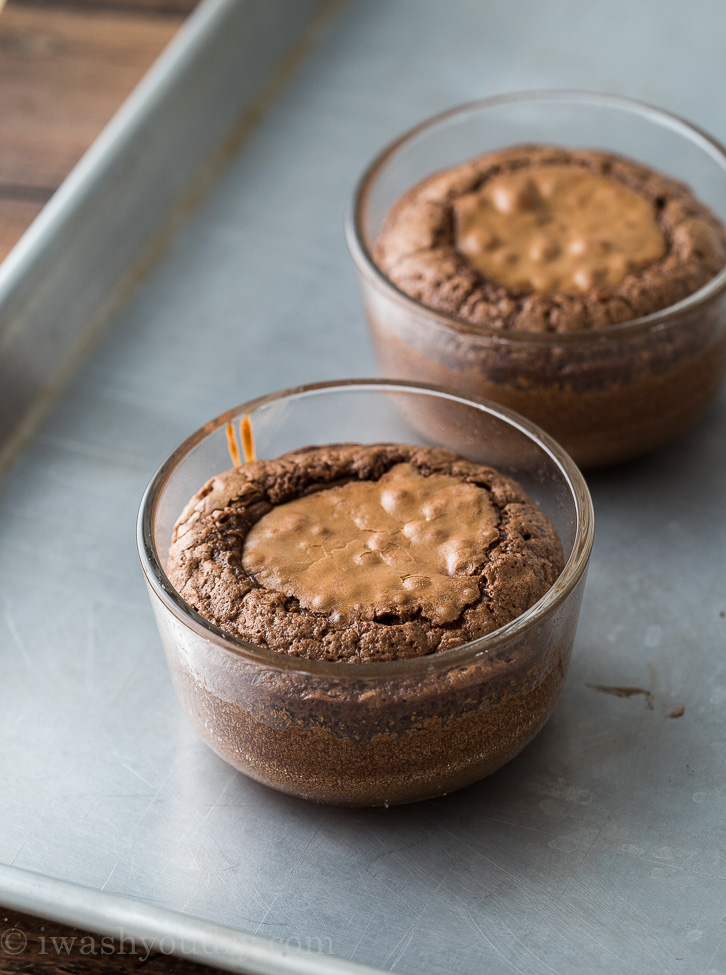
[137,380,594,806]
[347,91,726,468]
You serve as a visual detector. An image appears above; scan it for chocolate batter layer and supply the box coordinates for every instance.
[167,443,563,663]
[375,145,726,331]
[168,648,571,804]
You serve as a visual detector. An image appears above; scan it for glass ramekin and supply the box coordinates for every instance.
[137,380,594,806]
[347,91,726,468]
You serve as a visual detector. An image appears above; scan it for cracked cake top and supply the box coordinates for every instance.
[374,145,726,333]
[166,443,563,663]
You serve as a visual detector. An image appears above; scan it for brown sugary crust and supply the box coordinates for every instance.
[374,145,726,333]
[167,443,563,663]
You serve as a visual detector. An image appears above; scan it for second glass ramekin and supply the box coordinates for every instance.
[347,92,726,467]
[138,380,593,806]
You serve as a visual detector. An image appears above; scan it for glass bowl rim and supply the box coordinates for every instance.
[346,88,726,346]
[137,378,594,679]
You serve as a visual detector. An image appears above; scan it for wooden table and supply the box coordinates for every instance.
[0,0,197,261]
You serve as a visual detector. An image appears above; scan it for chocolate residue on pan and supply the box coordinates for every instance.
[587,683,654,710]
[668,704,686,719]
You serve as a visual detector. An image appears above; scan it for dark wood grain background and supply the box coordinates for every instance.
[0,0,195,261]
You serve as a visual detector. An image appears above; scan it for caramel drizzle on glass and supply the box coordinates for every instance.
[225,414,256,467]
[240,414,256,463]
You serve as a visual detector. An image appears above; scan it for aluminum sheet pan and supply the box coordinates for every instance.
[0,0,332,469]
[1,0,725,973]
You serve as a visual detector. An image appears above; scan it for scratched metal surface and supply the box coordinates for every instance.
[1,0,726,973]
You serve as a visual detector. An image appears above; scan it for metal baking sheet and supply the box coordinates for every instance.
[0,0,332,470]
[1,0,725,973]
